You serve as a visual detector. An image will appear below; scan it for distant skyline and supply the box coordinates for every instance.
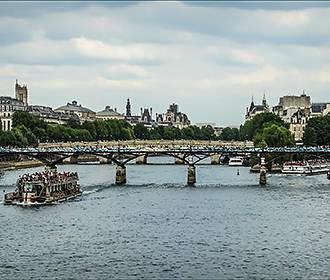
[0,1,330,126]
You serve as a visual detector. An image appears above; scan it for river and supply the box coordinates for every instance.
[1,158,330,279]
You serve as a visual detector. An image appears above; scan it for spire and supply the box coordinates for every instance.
[126,98,131,117]
[262,92,267,107]
[249,95,255,112]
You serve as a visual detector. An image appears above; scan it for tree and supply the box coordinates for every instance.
[303,127,317,146]
[253,124,295,147]
[303,115,330,146]
[200,125,215,140]
[220,127,239,141]
[240,112,286,141]
[133,123,150,140]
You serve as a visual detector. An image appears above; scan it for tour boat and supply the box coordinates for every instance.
[3,170,82,206]
[327,171,330,180]
[282,160,330,175]
[228,157,244,166]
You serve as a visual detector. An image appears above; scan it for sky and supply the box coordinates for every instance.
[0,1,330,126]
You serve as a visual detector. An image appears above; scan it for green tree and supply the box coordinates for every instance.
[240,112,286,141]
[303,116,330,146]
[220,127,239,141]
[133,123,150,140]
[253,124,295,147]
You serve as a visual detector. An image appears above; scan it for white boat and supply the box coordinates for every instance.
[229,157,244,166]
[4,170,82,206]
[77,161,100,165]
[282,160,330,175]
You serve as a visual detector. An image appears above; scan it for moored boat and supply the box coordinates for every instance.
[282,160,330,175]
[327,171,330,180]
[229,157,244,166]
[3,170,82,206]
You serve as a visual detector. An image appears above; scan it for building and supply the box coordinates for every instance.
[156,103,190,129]
[272,93,311,123]
[290,108,308,142]
[0,80,28,131]
[28,105,79,125]
[141,107,153,123]
[96,106,124,121]
[311,102,330,117]
[245,94,269,121]
[272,93,312,141]
[55,100,96,124]
[0,96,26,131]
[124,98,143,125]
[15,79,28,106]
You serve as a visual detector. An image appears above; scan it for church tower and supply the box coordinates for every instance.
[262,93,267,107]
[126,98,131,117]
[15,79,28,105]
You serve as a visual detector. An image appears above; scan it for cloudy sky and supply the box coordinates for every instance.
[1,1,330,126]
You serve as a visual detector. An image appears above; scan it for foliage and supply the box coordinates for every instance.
[220,127,240,141]
[253,124,295,147]
[240,112,287,141]
[303,116,330,146]
[0,112,217,147]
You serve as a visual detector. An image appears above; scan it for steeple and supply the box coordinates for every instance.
[249,95,255,112]
[262,92,267,107]
[126,98,131,117]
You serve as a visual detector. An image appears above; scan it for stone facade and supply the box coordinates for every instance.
[55,100,96,124]
[0,96,26,131]
[289,109,308,142]
[96,106,124,121]
[15,80,28,106]
[156,103,190,129]
[28,105,79,125]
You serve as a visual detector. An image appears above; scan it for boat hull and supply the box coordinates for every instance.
[4,192,82,206]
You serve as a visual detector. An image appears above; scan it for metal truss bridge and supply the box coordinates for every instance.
[1,145,329,185]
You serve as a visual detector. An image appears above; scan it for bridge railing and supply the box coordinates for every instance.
[0,146,330,154]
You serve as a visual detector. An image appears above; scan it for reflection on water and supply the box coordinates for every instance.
[1,158,330,279]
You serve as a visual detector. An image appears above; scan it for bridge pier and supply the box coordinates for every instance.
[211,154,221,165]
[259,157,267,185]
[187,164,196,186]
[136,155,147,164]
[116,165,126,185]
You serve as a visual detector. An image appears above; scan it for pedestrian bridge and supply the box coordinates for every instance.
[0,145,329,186]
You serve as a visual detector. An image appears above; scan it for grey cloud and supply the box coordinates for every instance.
[184,1,330,11]
[0,1,135,18]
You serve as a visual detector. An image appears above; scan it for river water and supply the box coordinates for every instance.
[1,157,330,279]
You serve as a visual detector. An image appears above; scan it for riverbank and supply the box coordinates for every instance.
[0,159,44,171]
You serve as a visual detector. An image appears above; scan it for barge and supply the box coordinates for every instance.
[3,170,82,206]
[282,160,330,175]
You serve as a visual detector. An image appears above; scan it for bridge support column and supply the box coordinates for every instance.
[259,157,267,185]
[187,164,196,186]
[136,155,147,164]
[116,165,126,185]
[211,154,221,165]
[175,154,185,164]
